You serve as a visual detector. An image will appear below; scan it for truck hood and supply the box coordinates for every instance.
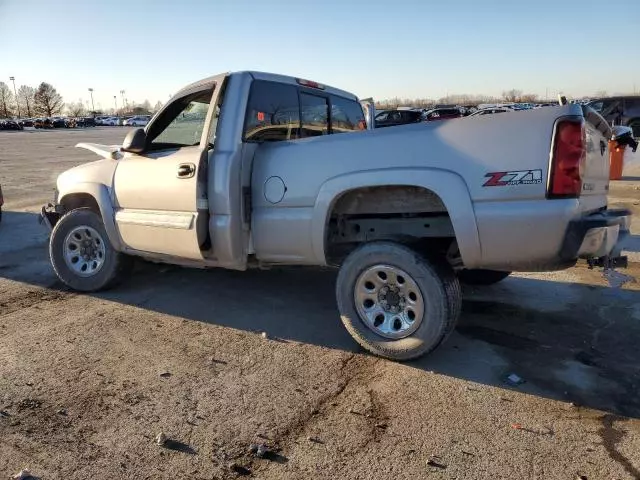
[57,158,118,193]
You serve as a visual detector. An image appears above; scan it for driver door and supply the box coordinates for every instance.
[113,75,225,259]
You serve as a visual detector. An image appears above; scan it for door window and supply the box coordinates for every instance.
[300,93,329,137]
[148,90,213,149]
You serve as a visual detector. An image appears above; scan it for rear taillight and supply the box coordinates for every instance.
[548,119,586,198]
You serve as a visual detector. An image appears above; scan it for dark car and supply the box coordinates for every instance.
[1,120,23,130]
[20,119,34,127]
[375,109,423,128]
[587,96,640,137]
[42,118,54,129]
[423,108,463,122]
[52,117,66,128]
[80,117,96,127]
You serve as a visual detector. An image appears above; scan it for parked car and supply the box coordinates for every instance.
[19,119,34,128]
[82,117,96,127]
[119,116,133,126]
[41,70,629,362]
[100,117,119,126]
[469,108,511,116]
[422,107,463,121]
[52,117,67,128]
[1,119,23,130]
[124,115,150,126]
[375,109,423,128]
[587,96,640,137]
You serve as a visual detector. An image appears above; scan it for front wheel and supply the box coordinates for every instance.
[336,242,461,361]
[458,269,511,286]
[49,208,132,291]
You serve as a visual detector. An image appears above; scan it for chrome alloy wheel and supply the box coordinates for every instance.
[354,264,425,339]
[63,225,106,277]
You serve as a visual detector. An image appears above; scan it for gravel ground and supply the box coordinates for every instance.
[1,128,640,479]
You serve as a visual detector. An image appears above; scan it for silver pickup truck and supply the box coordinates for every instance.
[41,71,631,360]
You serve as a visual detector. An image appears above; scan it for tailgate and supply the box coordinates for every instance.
[579,107,612,212]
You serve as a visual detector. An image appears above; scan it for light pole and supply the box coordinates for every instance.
[88,88,95,114]
[113,95,118,114]
[120,90,126,112]
[9,76,20,118]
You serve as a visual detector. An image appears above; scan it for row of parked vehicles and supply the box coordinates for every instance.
[375,97,640,136]
[0,115,152,130]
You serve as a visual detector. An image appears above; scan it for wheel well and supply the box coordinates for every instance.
[60,193,101,215]
[324,186,459,266]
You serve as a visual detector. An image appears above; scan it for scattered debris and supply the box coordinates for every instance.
[17,399,41,411]
[12,469,34,480]
[0,410,10,418]
[228,463,251,476]
[249,443,270,458]
[426,456,447,469]
[260,332,268,339]
[576,475,587,480]
[348,408,361,415]
[499,397,513,402]
[307,436,324,444]
[25,381,33,387]
[159,371,172,378]
[155,432,167,447]
[56,408,67,416]
[511,423,523,430]
[462,451,475,456]
[505,373,525,386]
[375,423,388,429]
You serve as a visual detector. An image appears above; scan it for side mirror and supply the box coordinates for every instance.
[121,128,147,153]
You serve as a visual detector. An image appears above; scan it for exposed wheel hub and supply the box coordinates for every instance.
[63,226,106,277]
[354,265,425,339]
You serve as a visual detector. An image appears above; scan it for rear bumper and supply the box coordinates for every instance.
[559,208,631,262]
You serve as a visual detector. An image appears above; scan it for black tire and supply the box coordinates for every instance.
[49,208,132,292]
[458,269,511,286]
[336,242,461,361]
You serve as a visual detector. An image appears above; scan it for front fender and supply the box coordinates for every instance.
[311,168,482,268]
[58,182,123,251]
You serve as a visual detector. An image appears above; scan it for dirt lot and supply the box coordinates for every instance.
[1,128,640,479]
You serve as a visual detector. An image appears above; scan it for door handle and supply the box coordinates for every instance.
[600,140,607,156]
[177,163,195,178]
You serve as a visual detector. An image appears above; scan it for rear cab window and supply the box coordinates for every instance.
[243,80,365,142]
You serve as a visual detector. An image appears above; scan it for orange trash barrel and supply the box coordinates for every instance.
[609,140,624,180]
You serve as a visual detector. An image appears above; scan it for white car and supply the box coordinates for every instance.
[469,108,511,116]
[101,117,119,126]
[125,116,150,127]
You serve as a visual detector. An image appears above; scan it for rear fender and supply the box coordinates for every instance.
[58,182,123,251]
[312,169,482,267]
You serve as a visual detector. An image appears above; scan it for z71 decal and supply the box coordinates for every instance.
[483,169,543,187]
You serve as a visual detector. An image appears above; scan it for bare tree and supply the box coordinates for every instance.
[519,93,538,103]
[66,100,86,117]
[17,85,35,117]
[594,90,608,98]
[0,82,15,118]
[153,100,163,113]
[34,82,64,117]
[502,89,523,102]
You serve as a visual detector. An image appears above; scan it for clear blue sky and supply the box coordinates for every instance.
[1,0,639,108]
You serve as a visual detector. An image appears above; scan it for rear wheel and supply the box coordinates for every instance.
[50,208,132,291]
[336,242,461,361]
[458,269,511,286]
